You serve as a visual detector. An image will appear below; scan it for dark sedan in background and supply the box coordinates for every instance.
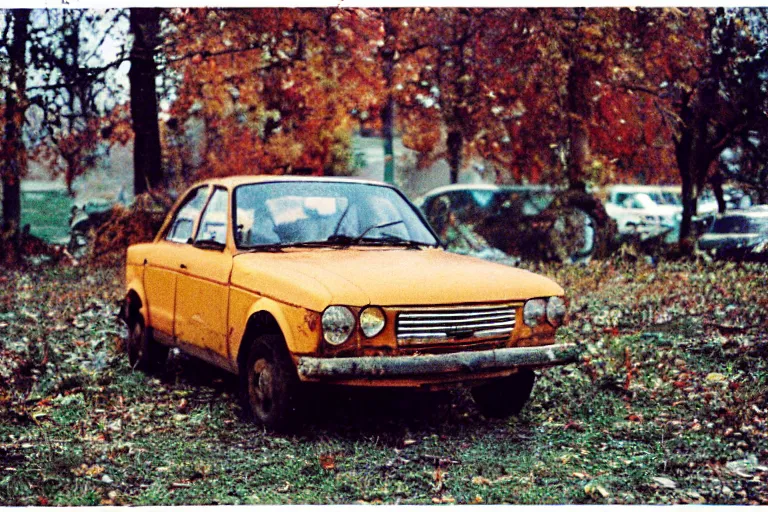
[698,208,768,261]
[415,184,597,264]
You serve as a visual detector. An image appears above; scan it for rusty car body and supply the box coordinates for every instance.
[122,176,578,429]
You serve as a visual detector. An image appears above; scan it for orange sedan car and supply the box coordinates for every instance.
[122,176,579,430]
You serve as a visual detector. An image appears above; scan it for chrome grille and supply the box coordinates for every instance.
[397,305,516,344]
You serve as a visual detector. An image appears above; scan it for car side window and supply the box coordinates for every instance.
[195,188,229,245]
[166,187,210,244]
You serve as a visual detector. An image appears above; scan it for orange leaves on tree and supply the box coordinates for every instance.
[164,8,383,181]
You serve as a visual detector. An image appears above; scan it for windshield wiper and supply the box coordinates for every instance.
[241,243,285,252]
[239,224,437,251]
[356,220,404,240]
[311,221,407,247]
[325,232,434,249]
[355,234,435,249]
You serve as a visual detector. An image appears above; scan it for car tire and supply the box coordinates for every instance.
[241,334,301,431]
[471,368,536,418]
[548,208,596,264]
[126,315,168,373]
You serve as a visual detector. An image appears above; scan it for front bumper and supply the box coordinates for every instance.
[296,343,580,379]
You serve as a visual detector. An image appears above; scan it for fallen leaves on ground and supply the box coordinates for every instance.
[0,258,766,505]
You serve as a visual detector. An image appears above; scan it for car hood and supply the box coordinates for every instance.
[232,247,564,311]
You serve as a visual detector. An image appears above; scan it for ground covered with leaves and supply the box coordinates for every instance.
[0,259,766,505]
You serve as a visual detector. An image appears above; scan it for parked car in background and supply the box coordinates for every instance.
[416,184,596,264]
[19,181,73,245]
[68,198,115,257]
[604,187,681,240]
[607,184,680,208]
[603,184,725,243]
[122,176,579,430]
[723,185,753,210]
[697,208,768,261]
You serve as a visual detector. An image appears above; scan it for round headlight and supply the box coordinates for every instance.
[523,299,547,327]
[360,306,386,338]
[322,306,355,346]
[546,296,567,327]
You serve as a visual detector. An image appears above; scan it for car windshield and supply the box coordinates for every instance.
[234,181,439,248]
[623,193,658,210]
[661,191,682,206]
[711,215,768,234]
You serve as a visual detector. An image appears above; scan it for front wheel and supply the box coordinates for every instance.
[240,334,302,431]
[471,368,536,418]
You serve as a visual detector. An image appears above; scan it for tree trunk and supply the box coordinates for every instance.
[679,170,695,243]
[674,88,712,247]
[380,16,396,185]
[381,59,395,185]
[565,57,592,192]
[129,8,163,195]
[447,130,462,184]
[710,170,727,214]
[1,9,30,265]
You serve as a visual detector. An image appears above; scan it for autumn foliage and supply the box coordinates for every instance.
[151,8,742,194]
[162,9,383,179]
[2,7,767,261]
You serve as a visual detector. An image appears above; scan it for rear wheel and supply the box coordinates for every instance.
[125,315,168,373]
[241,334,301,431]
[471,368,536,418]
[548,208,596,264]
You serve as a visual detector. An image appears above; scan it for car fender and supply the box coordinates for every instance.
[230,293,323,371]
[124,264,149,323]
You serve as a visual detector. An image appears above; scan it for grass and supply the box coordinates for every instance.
[0,258,766,505]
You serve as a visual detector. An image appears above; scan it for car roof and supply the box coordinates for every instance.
[20,180,69,192]
[419,183,553,200]
[190,175,397,190]
[607,184,681,193]
[715,208,768,219]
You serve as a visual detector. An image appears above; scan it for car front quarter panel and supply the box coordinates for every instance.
[229,288,324,371]
[231,258,337,313]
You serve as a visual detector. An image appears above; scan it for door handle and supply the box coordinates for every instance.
[180,263,187,269]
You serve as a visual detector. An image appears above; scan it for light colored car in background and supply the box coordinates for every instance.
[603,184,727,242]
[604,186,681,239]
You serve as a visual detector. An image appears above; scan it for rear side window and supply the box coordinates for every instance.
[166,186,210,243]
[196,188,229,245]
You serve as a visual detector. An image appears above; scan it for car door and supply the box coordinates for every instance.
[144,186,210,338]
[173,187,233,359]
